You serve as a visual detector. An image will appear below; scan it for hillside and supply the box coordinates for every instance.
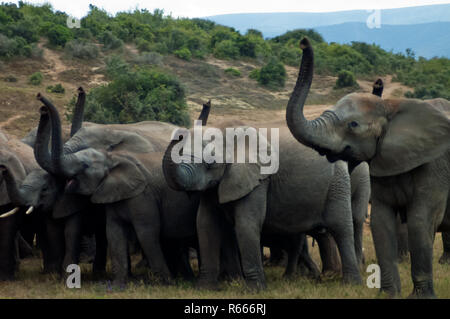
[0,41,411,138]
[207,4,450,57]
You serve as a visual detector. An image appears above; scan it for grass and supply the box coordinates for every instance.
[1,226,449,299]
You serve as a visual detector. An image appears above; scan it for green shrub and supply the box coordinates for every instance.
[45,24,73,47]
[47,83,65,93]
[132,52,163,66]
[249,69,260,80]
[174,47,192,61]
[224,68,241,77]
[335,70,358,89]
[104,55,130,79]
[66,67,190,127]
[29,72,43,85]
[65,40,99,59]
[214,40,240,60]
[98,31,123,50]
[258,58,287,88]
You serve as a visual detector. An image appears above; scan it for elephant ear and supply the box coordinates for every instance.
[218,162,267,204]
[91,154,147,204]
[370,100,450,177]
[0,182,10,206]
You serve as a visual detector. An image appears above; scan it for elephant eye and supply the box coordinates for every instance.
[348,121,359,129]
[81,162,89,169]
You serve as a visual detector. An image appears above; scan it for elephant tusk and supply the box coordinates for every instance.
[26,206,34,215]
[0,207,20,218]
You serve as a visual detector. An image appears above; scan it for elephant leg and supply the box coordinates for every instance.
[17,232,33,259]
[233,182,268,291]
[42,216,64,274]
[370,200,401,297]
[316,233,341,276]
[62,213,82,272]
[130,201,172,284]
[219,220,243,282]
[93,210,107,278]
[268,246,286,266]
[297,236,321,280]
[396,215,409,263]
[324,197,362,284]
[283,234,302,278]
[406,202,443,299]
[196,196,223,290]
[439,231,450,264]
[106,209,130,287]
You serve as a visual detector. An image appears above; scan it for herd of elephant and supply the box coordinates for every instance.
[0,38,449,299]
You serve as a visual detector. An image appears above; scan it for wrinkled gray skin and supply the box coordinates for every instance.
[0,89,107,276]
[41,100,241,286]
[163,120,362,290]
[285,38,450,298]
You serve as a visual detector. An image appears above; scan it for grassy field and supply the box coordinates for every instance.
[1,224,449,299]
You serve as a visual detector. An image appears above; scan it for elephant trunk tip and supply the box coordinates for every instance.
[78,86,85,94]
[299,37,311,50]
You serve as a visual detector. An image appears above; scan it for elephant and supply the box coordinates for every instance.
[285,37,450,298]
[36,97,241,286]
[0,88,101,276]
[162,115,362,291]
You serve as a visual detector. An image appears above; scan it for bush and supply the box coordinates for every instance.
[46,83,65,93]
[0,34,31,58]
[249,69,260,80]
[224,68,241,77]
[66,67,191,127]
[98,31,123,51]
[132,52,163,66]
[104,55,129,79]
[45,24,73,47]
[174,47,192,61]
[214,40,240,60]
[65,40,99,59]
[29,72,43,85]
[257,58,287,88]
[335,70,358,89]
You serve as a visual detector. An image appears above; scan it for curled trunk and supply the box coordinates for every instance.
[34,106,53,174]
[37,94,79,177]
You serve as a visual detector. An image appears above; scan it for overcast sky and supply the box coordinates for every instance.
[15,0,450,18]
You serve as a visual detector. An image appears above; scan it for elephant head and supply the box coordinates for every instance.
[35,93,159,209]
[163,104,273,204]
[285,38,450,176]
[0,88,88,219]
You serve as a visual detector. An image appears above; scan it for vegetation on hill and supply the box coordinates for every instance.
[0,1,449,123]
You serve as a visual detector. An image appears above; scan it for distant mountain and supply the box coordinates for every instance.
[205,4,450,58]
[315,22,450,58]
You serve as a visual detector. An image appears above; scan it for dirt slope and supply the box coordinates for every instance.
[0,44,412,138]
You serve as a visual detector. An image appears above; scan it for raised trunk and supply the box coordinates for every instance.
[37,94,79,177]
[34,106,54,174]
[70,87,86,137]
[372,79,384,97]
[285,38,338,155]
[197,100,211,126]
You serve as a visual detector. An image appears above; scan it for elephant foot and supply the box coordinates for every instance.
[438,253,450,265]
[408,285,436,299]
